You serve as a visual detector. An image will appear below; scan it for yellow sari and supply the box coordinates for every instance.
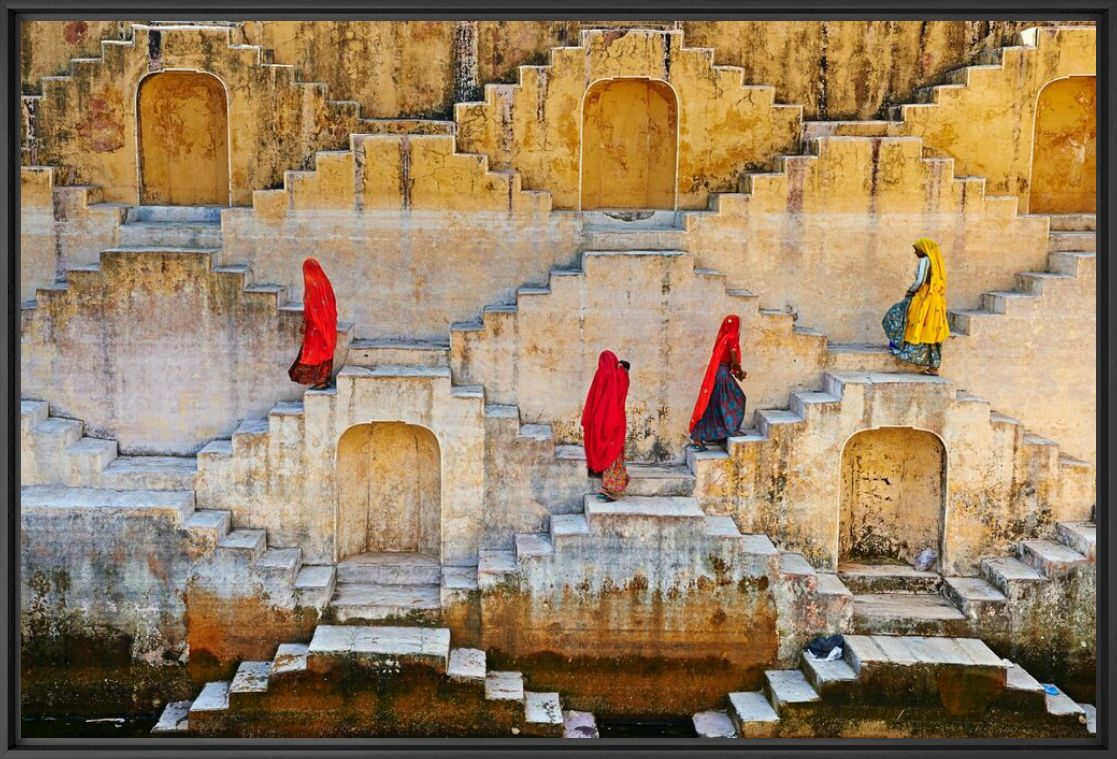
[903,238,950,345]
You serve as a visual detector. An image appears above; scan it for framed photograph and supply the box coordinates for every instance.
[3,2,1110,755]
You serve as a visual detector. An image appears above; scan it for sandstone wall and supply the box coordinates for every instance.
[686,136,1050,342]
[223,134,579,340]
[455,28,802,210]
[31,24,361,206]
[20,249,350,455]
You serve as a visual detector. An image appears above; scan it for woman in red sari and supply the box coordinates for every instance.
[581,350,631,501]
[689,315,747,451]
[288,258,337,390]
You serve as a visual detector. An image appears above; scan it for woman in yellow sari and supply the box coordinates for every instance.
[882,238,949,375]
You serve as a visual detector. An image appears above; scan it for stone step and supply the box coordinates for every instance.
[851,593,968,636]
[150,700,192,736]
[581,209,681,229]
[591,462,696,497]
[562,710,599,739]
[294,565,336,608]
[757,408,803,437]
[800,655,858,701]
[1047,230,1095,253]
[228,661,272,695]
[485,671,524,701]
[763,669,821,713]
[329,582,442,622]
[581,228,687,251]
[188,681,230,714]
[335,552,442,584]
[440,566,479,605]
[1048,251,1096,277]
[1080,703,1097,735]
[727,691,780,738]
[184,509,232,542]
[825,343,910,373]
[100,456,197,490]
[306,625,451,672]
[514,533,554,559]
[447,647,487,682]
[778,552,816,580]
[802,120,892,140]
[581,495,707,539]
[21,485,195,524]
[692,710,737,738]
[272,643,309,676]
[127,205,223,224]
[20,399,49,433]
[217,529,267,562]
[838,563,942,594]
[118,221,223,249]
[64,437,119,480]
[1045,213,1095,232]
[254,548,302,582]
[940,576,1006,620]
[1044,684,1087,719]
[524,691,564,731]
[346,337,450,368]
[1001,660,1047,712]
[980,556,1046,599]
[477,549,519,589]
[32,418,84,450]
[1018,539,1089,578]
[1055,521,1096,560]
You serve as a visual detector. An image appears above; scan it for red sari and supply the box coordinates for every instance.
[288,258,337,387]
[689,315,743,434]
[581,351,630,497]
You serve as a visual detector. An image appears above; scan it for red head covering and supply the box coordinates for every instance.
[299,258,338,365]
[581,350,630,473]
[689,315,742,432]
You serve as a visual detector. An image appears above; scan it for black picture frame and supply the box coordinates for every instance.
[1,1,1112,757]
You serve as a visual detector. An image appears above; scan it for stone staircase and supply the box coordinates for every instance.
[948,215,1095,340]
[153,624,584,738]
[693,634,1094,738]
[844,520,1096,638]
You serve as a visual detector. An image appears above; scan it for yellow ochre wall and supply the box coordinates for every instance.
[1029,76,1096,214]
[138,71,230,206]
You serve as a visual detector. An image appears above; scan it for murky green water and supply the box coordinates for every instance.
[598,717,696,738]
[21,717,157,739]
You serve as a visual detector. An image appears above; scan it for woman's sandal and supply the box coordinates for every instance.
[689,443,708,452]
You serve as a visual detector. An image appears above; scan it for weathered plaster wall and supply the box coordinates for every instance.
[222,134,580,340]
[19,167,125,303]
[138,71,230,206]
[20,20,131,92]
[451,250,829,461]
[683,21,1068,120]
[893,26,1095,213]
[692,373,1094,575]
[840,427,945,565]
[456,28,803,210]
[32,24,360,206]
[336,422,441,559]
[685,136,1050,343]
[20,249,350,454]
[1029,76,1096,214]
[196,366,487,566]
[21,486,199,663]
[945,253,1096,462]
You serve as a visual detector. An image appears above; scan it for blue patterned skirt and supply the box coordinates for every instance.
[691,364,747,443]
[883,297,942,369]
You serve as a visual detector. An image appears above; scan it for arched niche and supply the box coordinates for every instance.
[1030,76,1096,214]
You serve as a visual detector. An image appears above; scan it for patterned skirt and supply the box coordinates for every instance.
[882,298,942,369]
[691,364,747,444]
[288,350,333,386]
[600,455,630,499]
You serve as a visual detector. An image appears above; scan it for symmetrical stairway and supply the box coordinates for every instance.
[695,634,1094,738]
[153,624,579,738]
